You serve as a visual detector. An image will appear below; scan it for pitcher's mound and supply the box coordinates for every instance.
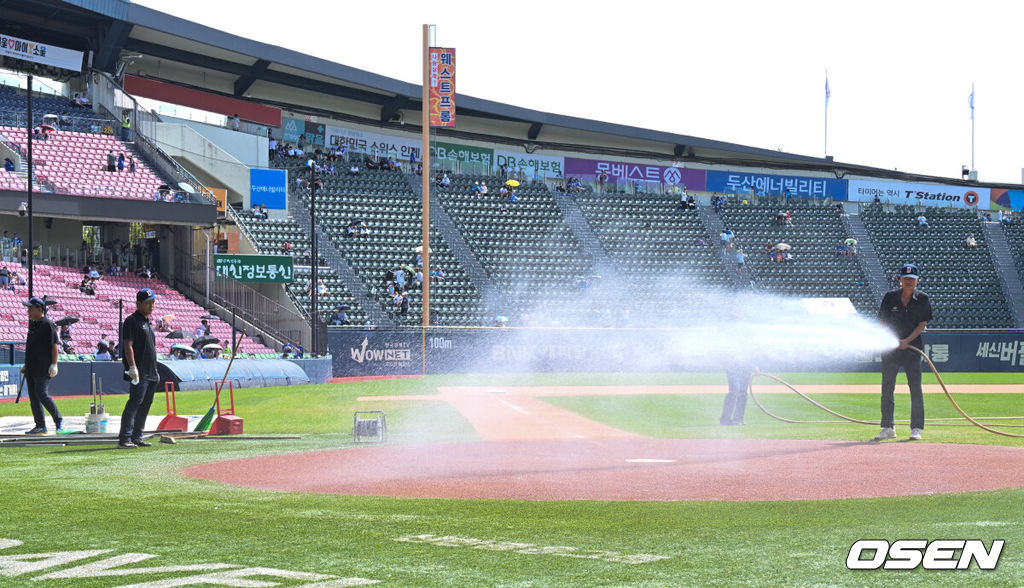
[183,438,1024,501]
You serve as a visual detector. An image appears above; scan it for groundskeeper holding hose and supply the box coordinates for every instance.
[874,263,932,442]
[118,288,159,449]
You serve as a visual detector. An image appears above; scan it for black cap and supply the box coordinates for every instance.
[22,297,46,313]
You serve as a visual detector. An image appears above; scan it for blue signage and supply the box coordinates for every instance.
[707,170,847,201]
[249,168,287,210]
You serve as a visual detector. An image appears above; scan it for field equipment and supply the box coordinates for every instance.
[157,381,188,431]
[84,374,109,434]
[353,410,387,443]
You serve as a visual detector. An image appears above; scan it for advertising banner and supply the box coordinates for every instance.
[493,149,564,178]
[433,141,493,169]
[847,180,989,209]
[205,187,227,214]
[214,254,294,283]
[303,120,326,148]
[429,47,456,127]
[282,117,304,144]
[329,328,1024,377]
[0,33,83,72]
[563,158,706,190]
[249,168,287,210]
[706,170,847,200]
[325,124,421,160]
[990,189,1024,211]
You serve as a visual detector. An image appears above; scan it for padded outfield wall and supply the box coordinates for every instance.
[329,327,1024,376]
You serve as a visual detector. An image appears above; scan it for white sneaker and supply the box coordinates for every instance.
[872,427,896,441]
[909,428,922,440]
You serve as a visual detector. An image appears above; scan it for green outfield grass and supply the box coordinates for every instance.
[1,372,1022,587]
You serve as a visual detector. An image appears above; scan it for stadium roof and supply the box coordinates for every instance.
[4,0,1021,187]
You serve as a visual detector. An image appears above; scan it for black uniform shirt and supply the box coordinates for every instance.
[878,288,933,349]
[24,317,57,376]
[122,310,158,381]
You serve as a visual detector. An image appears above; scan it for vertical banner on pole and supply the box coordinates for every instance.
[429,48,456,127]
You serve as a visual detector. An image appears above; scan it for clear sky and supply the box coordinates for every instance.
[135,0,1024,184]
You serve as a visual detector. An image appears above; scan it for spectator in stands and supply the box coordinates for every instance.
[107,263,121,276]
[480,182,488,195]
[315,280,330,297]
[155,316,170,332]
[713,195,725,213]
[106,150,117,172]
[128,155,136,173]
[346,222,357,238]
[281,241,292,254]
[598,170,609,193]
[966,235,978,249]
[845,237,858,254]
[686,194,696,210]
[59,323,73,347]
[117,153,125,172]
[359,224,369,238]
[230,114,241,131]
[472,181,481,195]
[695,236,707,247]
[415,162,423,176]
[499,185,508,199]
[3,158,13,172]
[79,276,96,296]
[400,292,409,316]
[441,173,451,188]
[201,320,212,337]
[349,163,359,176]
[0,266,8,289]
[330,308,351,326]
[431,268,445,282]
[1000,209,1014,224]
[508,188,518,203]
[94,341,112,361]
[121,113,132,142]
[73,92,89,107]
[138,266,152,279]
[10,268,23,289]
[193,322,204,339]
[917,214,928,228]
[281,342,294,358]
[720,229,730,251]
[736,248,746,272]
[835,241,848,256]
[499,164,508,180]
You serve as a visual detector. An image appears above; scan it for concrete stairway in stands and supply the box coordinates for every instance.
[982,221,1024,327]
[697,204,747,290]
[842,212,889,301]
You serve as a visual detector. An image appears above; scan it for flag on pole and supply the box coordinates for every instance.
[969,85,974,120]
[825,75,831,107]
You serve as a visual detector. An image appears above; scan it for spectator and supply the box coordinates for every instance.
[845,238,858,254]
[479,182,488,195]
[966,235,978,249]
[128,155,136,173]
[686,194,696,210]
[94,341,112,361]
[117,153,125,173]
[736,248,746,272]
[400,293,409,316]
[121,113,132,142]
[294,343,304,359]
[999,210,1014,224]
[138,266,152,279]
[155,316,170,332]
[917,214,928,228]
[598,170,609,193]
[281,241,292,254]
[60,323,73,345]
[349,164,359,176]
[3,158,13,172]
[281,342,294,358]
[74,92,90,107]
[230,114,240,131]
[508,188,518,203]
[835,241,848,256]
[79,277,96,295]
[330,308,351,326]
[720,229,730,251]
[712,195,725,213]
[415,162,423,176]
[695,236,707,247]
[0,266,8,288]
[441,173,451,188]
[471,181,481,195]
[201,319,212,337]
[106,150,117,172]
[873,193,882,204]
[193,323,204,339]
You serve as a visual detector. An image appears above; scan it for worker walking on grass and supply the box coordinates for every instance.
[22,297,62,434]
[874,263,932,442]
[119,288,159,449]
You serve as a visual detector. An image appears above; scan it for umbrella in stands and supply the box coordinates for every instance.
[39,124,56,132]
[42,295,58,307]
[337,304,351,310]
[54,317,79,327]
[200,314,219,320]
[192,335,219,349]
[775,243,792,251]
[505,179,520,187]
[203,344,223,351]
[165,330,187,339]
[161,314,175,323]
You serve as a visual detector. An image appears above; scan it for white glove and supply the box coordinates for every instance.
[128,366,140,385]
[47,364,58,378]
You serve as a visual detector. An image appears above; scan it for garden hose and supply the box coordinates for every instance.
[747,346,1024,437]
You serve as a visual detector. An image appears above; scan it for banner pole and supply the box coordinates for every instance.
[421,24,432,332]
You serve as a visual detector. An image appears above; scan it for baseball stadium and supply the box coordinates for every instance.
[1,2,1023,586]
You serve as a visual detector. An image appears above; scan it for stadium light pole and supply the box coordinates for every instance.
[309,174,319,356]
[420,24,432,329]
[26,73,34,298]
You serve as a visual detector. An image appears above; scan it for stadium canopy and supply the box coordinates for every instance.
[4,0,1017,186]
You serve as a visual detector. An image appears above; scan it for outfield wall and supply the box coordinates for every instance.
[328,328,1024,376]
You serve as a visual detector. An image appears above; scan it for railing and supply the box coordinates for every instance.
[91,71,215,206]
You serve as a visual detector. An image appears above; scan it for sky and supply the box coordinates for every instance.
[133,0,1024,184]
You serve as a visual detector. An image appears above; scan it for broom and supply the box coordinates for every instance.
[193,328,243,433]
